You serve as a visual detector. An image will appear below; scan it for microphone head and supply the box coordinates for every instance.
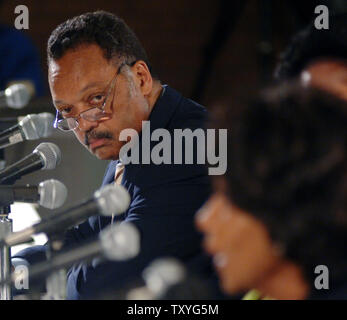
[94,184,131,216]
[38,179,68,209]
[33,142,61,170]
[19,113,55,140]
[38,113,55,138]
[99,222,140,261]
[19,114,41,140]
[142,258,186,297]
[5,83,31,109]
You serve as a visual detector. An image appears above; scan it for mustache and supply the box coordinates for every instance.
[85,130,114,146]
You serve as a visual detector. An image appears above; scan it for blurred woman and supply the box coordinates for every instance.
[196,83,347,299]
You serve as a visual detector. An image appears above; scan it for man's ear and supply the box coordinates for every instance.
[132,60,153,96]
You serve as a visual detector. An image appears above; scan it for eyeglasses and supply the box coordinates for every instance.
[54,61,131,131]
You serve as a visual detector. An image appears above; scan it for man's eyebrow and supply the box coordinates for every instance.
[53,99,67,107]
[79,81,104,93]
[53,81,105,107]
[53,100,64,104]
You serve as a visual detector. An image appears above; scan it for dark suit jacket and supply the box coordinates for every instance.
[13,85,212,299]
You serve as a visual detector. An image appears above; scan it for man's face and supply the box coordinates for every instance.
[48,44,152,160]
[195,192,281,295]
[302,59,347,101]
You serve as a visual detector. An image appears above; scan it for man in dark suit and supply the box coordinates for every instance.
[12,11,212,299]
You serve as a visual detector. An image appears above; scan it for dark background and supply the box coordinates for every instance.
[0,0,345,217]
[3,0,343,105]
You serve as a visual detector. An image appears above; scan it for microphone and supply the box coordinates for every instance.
[126,257,221,300]
[0,83,31,109]
[0,142,61,185]
[2,184,131,246]
[126,258,186,299]
[8,223,140,287]
[142,258,186,297]
[0,113,55,150]
[0,179,68,209]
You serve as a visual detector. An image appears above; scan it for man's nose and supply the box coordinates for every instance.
[195,200,217,232]
[77,117,99,132]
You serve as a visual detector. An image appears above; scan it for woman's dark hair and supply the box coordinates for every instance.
[275,13,347,79]
[212,82,347,287]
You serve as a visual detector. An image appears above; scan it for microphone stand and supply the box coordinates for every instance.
[0,204,12,300]
[0,119,12,170]
[0,124,13,299]
[0,150,5,171]
[42,233,67,300]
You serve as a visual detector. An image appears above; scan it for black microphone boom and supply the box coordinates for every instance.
[0,142,61,185]
[0,185,39,204]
